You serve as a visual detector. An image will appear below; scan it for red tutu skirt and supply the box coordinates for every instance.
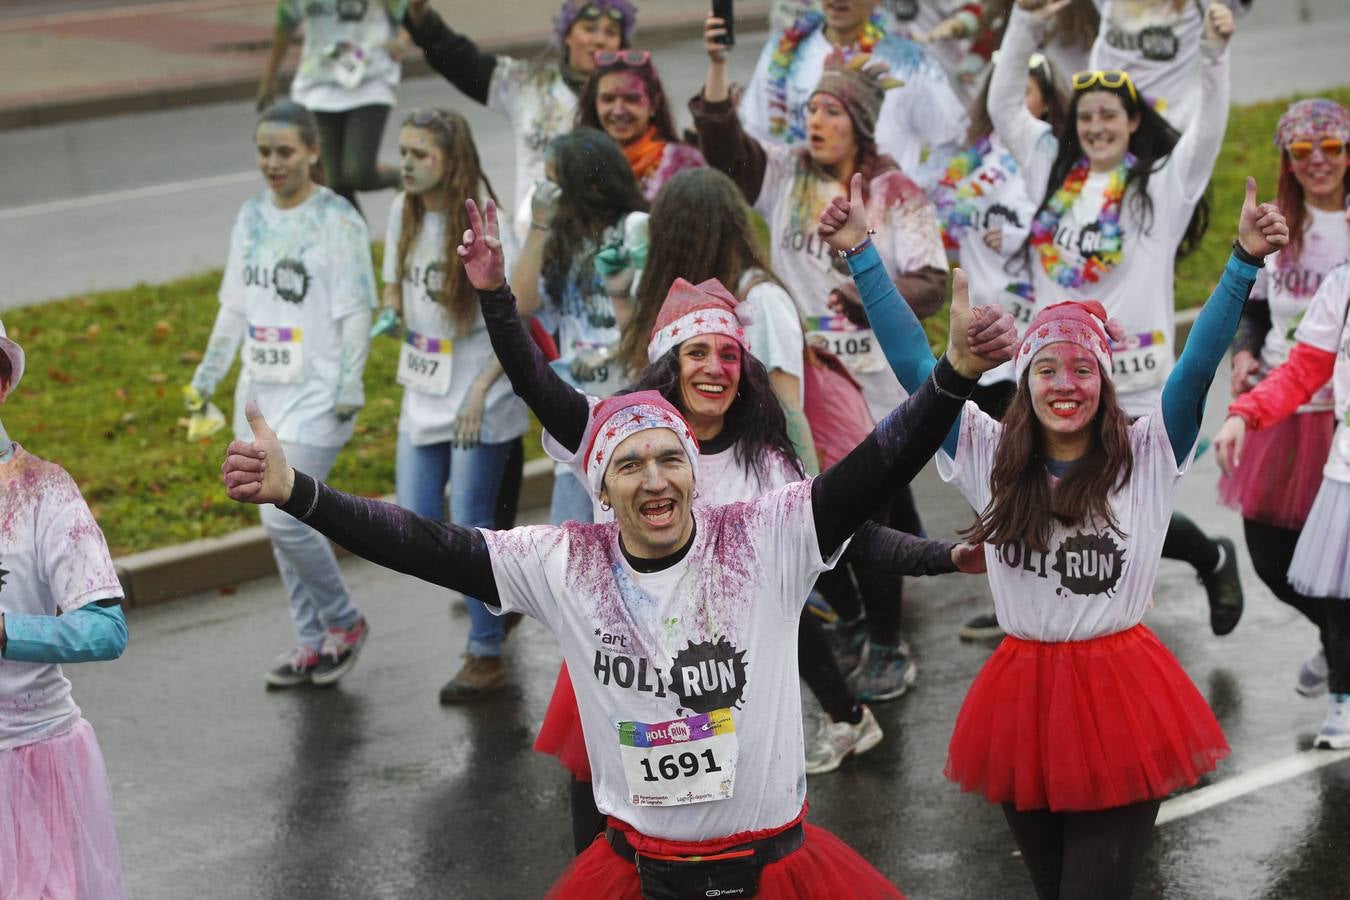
[547,808,904,899]
[945,624,1228,812]
[534,663,592,781]
[1218,409,1333,530]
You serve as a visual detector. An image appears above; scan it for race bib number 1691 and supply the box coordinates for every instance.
[618,708,737,807]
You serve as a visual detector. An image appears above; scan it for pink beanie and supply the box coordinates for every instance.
[1014,301,1125,382]
[580,391,701,496]
[646,277,750,364]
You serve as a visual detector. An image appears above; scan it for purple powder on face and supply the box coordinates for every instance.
[551,0,637,49]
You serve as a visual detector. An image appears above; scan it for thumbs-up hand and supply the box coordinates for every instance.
[1237,176,1289,259]
[945,269,1015,378]
[816,172,871,256]
[222,401,294,505]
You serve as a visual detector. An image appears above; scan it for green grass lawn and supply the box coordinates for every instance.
[4,85,1346,556]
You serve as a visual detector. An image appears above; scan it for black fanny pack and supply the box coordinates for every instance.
[607,822,805,900]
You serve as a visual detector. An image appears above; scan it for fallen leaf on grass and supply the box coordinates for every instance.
[147,373,168,384]
[47,368,74,384]
[179,351,202,364]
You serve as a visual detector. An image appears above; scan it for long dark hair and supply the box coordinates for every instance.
[576,59,680,143]
[256,100,326,186]
[1018,84,1210,265]
[619,169,781,375]
[395,109,499,336]
[624,347,805,486]
[962,367,1134,552]
[541,128,649,308]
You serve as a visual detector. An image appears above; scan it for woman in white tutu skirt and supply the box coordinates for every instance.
[1218,258,1350,751]
[0,319,128,899]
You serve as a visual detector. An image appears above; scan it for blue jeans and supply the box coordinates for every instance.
[396,432,515,657]
[549,467,595,526]
[259,442,362,650]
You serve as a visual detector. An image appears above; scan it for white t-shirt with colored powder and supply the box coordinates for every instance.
[1293,263,1350,483]
[1251,204,1350,412]
[937,405,1192,641]
[755,145,948,423]
[0,446,123,752]
[740,25,968,178]
[482,479,843,840]
[383,193,528,446]
[934,134,1037,385]
[993,8,1229,417]
[281,0,406,112]
[1089,0,1246,132]
[220,186,377,447]
[486,58,580,241]
[738,270,807,403]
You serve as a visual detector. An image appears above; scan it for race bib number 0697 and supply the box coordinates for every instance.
[618,708,737,807]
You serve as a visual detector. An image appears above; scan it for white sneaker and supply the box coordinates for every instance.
[804,706,884,775]
[1314,694,1350,750]
[1296,648,1329,698]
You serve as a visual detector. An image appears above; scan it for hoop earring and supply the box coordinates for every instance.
[601,501,612,512]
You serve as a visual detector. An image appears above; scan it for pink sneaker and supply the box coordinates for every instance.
[265,646,321,689]
[312,618,370,686]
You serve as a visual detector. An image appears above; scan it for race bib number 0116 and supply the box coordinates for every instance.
[618,708,737,807]
[803,315,884,374]
[245,324,303,384]
[1109,329,1168,394]
[397,330,453,396]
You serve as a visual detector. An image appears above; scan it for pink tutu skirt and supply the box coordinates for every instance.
[1218,410,1333,530]
[0,718,124,900]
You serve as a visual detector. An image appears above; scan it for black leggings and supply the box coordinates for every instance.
[1160,511,1220,574]
[816,486,921,646]
[1002,799,1161,900]
[569,776,606,855]
[1245,518,1350,693]
[313,105,400,209]
[799,607,860,724]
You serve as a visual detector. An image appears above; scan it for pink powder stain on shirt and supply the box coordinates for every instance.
[0,449,71,544]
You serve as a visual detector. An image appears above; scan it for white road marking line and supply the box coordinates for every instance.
[1157,748,1350,825]
[0,171,255,222]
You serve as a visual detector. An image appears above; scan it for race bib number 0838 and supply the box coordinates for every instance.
[618,708,737,807]
[245,324,304,384]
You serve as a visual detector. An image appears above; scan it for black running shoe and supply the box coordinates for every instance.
[1201,537,1243,636]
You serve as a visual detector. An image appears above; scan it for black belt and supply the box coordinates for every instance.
[605,821,805,865]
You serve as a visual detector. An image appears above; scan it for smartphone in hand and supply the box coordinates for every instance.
[712,0,735,46]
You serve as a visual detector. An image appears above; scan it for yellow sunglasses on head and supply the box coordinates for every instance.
[1071,69,1139,104]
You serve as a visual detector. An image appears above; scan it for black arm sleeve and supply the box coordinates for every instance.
[1230,296,1271,357]
[403,7,497,105]
[846,521,958,576]
[281,471,500,605]
[479,285,591,452]
[812,356,977,557]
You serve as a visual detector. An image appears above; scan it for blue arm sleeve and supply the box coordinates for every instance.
[1161,251,1260,464]
[2,602,128,664]
[846,243,961,456]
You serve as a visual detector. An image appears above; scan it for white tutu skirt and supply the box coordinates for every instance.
[1289,477,1350,599]
[0,718,124,900]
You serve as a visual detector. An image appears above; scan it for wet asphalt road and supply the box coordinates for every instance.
[71,375,1350,899]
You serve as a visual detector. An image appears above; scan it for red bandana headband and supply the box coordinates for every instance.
[581,391,700,497]
[1014,301,1125,383]
[646,277,750,364]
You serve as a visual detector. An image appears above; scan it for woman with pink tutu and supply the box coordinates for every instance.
[0,319,128,899]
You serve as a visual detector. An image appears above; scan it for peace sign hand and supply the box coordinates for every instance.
[457,198,506,292]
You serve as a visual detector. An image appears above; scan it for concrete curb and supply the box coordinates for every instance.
[0,3,769,131]
[114,308,1207,608]
[112,457,557,607]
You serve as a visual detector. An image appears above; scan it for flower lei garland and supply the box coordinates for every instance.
[934,137,992,254]
[1030,154,1133,288]
[766,11,885,141]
